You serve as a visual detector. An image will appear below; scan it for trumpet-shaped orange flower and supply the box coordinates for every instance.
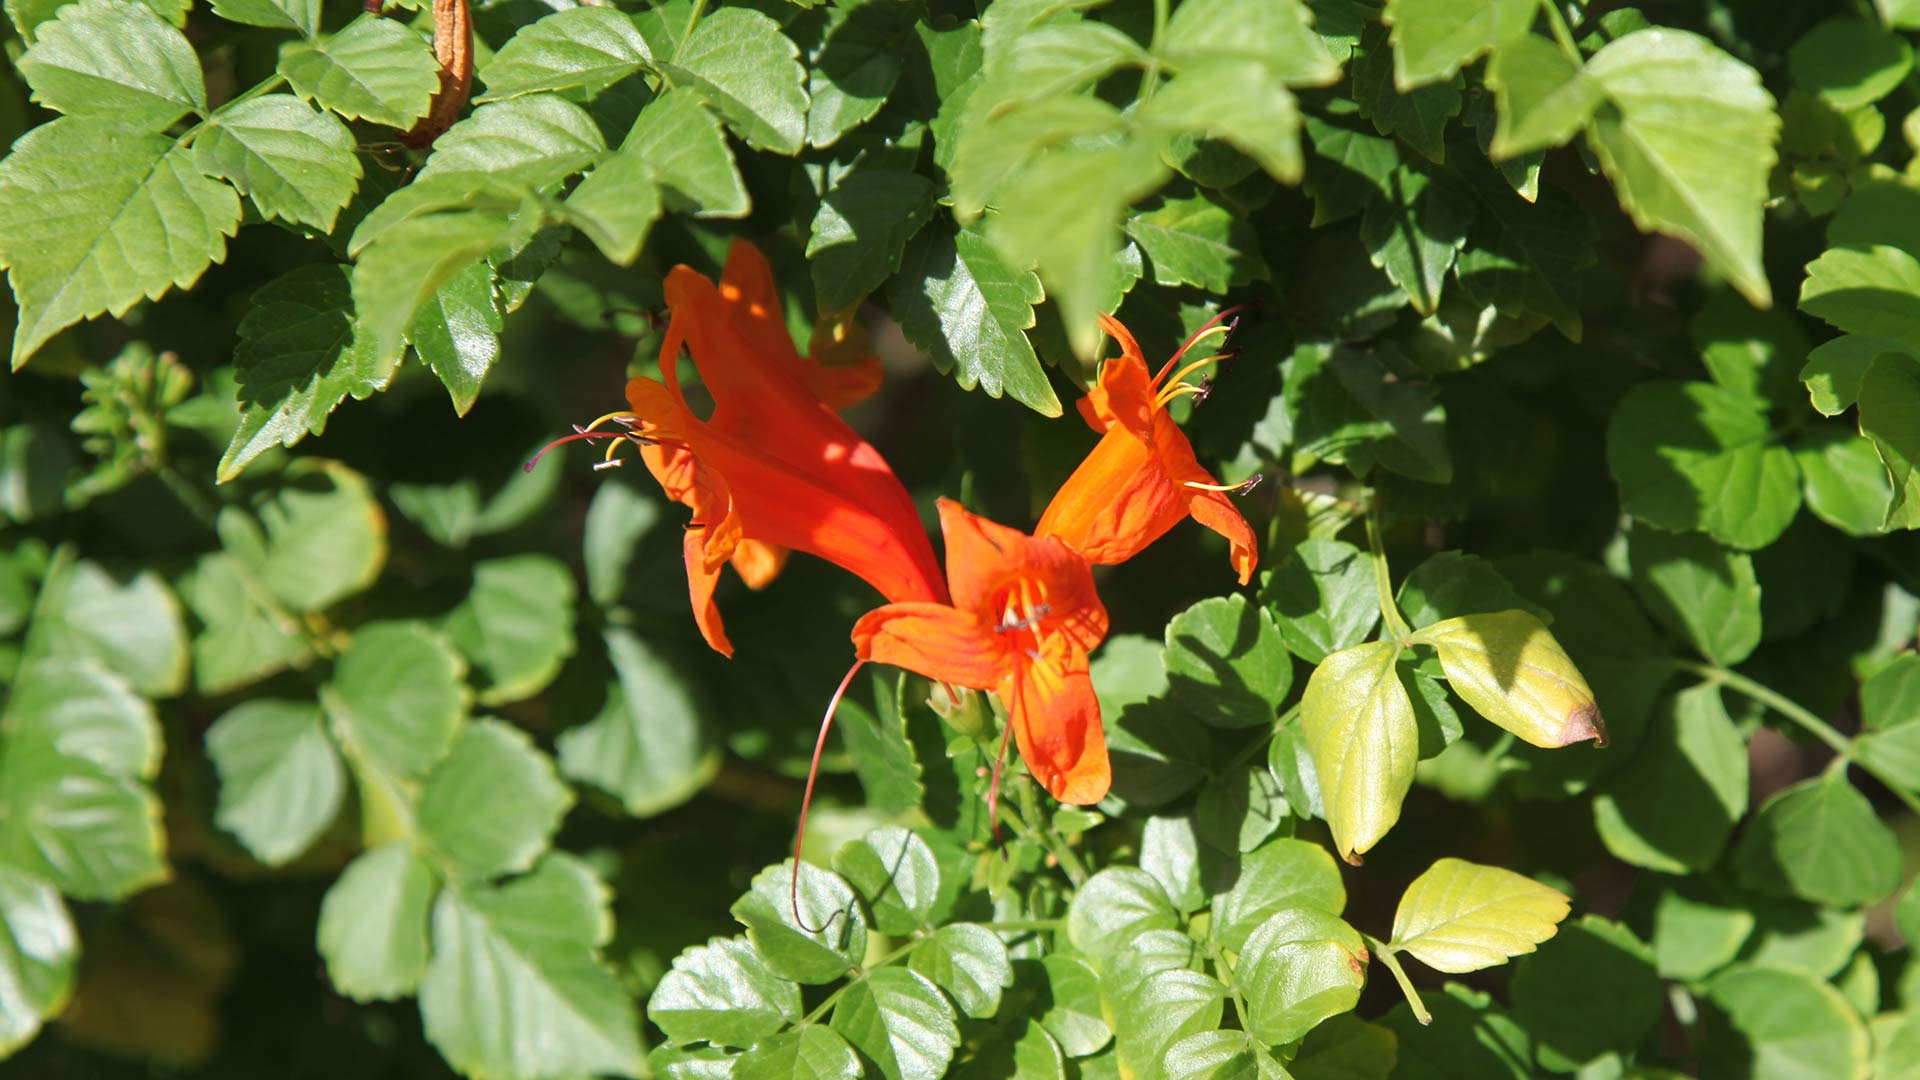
[1036,311,1259,585]
[534,241,943,655]
[852,499,1111,804]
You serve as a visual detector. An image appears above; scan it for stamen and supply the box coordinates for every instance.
[995,603,1052,633]
[1152,303,1258,388]
[524,410,648,472]
[1184,474,1265,495]
[1154,383,1211,407]
[591,458,624,472]
[791,659,866,934]
[524,430,630,472]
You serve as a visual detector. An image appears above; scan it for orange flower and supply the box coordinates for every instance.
[533,241,943,655]
[1035,311,1259,585]
[852,498,1111,804]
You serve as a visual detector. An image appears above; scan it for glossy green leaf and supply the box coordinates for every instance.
[1261,538,1382,665]
[474,7,653,102]
[806,0,919,148]
[909,923,1013,1020]
[1607,380,1801,550]
[1383,0,1535,88]
[1158,0,1335,85]
[405,259,504,416]
[0,738,165,900]
[809,166,938,313]
[1300,639,1416,861]
[1036,955,1110,1057]
[618,89,749,217]
[1389,857,1569,973]
[1163,594,1292,730]
[278,14,439,128]
[350,211,517,380]
[418,719,572,881]
[737,1026,864,1080]
[648,935,801,1048]
[16,0,203,130]
[1731,771,1901,908]
[1238,907,1367,1046]
[1486,33,1597,157]
[732,860,867,985]
[834,825,939,936]
[1211,837,1347,952]
[316,841,436,1001]
[444,555,577,706]
[1110,967,1227,1078]
[0,866,76,1057]
[193,95,360,232]
[830,966,961,1080]
[208,0,318,37]
[1162,1029,1290,1079]
[890,222,1060,417]
[1700,966,1871,1080]
[1626,526,1762,667]
[1591,683,1746,873]
[660,7,807,154]
[1067,867,1181,962]
[1141,814,1206,913]
[205,699,344,866]
[1125,192,1268,294]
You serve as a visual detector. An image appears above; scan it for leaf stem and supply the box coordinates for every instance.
[1365,502,1413,642]
[1363,935,1431,1025]
[1203,937,1253,1031]
[1538,0,1583,65]
[1672,659,1920,817]
[801,936,925,1025]
[1015,776,1091,886]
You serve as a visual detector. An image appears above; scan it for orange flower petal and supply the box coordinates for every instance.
[730,539,789,590]
[1034,427,1188,566]
[683,526,734,658]
[852,602,1006,690]
[936,500,1109,650]
[1077,313,1157,439]
[1006,645,1109,804]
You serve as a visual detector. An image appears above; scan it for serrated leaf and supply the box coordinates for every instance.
[1162,594,1292,730]
[834,825,939,936]
[351,211,517,367]
[1411,610,1605,748]
[475,7,653,102]
[443,555,577,706]
[1606,380,1802,550]
[738,1026,865,1080]
[841,675,924,818]
[419,719,572,881]
[1139,60,1304,185]
[406,259,504,416]
[1301,639,1416,861]
[1454,177,1590,340]
[181,552,312,693]
[1067,867,1180,962]
[415,93,608,187]
[0,866,76,1057]
[1859,352,1920,529]
[1485,33,1599,158]
[1359,162,1475,314]
[0,738,166,900]
[949,94,1122,219]
[16,0,204,130]
[1158,0,1337,86]
[1731,771,1901,908]
[194,95,360,232]
[1125,192,1268,294]
[890,222,1060,417]
[1351,25,1460,163]
[316,841,435,1001]
[0,119,240,370]
[809,167,937,313]
[420,854,644,1080]
[24,559,186,698]
[1238,907,1369,1046]
[1164,1029,1291,1079]
[205,700,345,866]
[1801,336,1904,420]
[1799,246,1920,354]
[1700,966,1871,1080]
[1287,344,1452,482]
[1262,538,1382,665]
[732,860,867,985]
[1383,0,1535,88]
[909,923,1013,1020]
[1211,837,1347,952]
[1110,968,1226,1079]
[220,459,386,613]
[975,21,1147,116]
[2,658,158,780]
[832,967,960,1080]
[1591,684,1746,873]
[662,7,807,154]
[208,0,318,37]
[324,621,469,781]
[806,0,919,148]
[1626,526,1761,667]
[278,14,440,128]
[222,264,402,481]
[648,935,801,1048]
[557,627,719,817]
[1582,29,1779,307]
[1389,857,1569,973]
[563,150,663,267]
[620,89,749,217]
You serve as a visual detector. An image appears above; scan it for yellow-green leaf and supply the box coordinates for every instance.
[1411,609,1607,748]
[1389,857,1571,973]
[1300,639,1416,862]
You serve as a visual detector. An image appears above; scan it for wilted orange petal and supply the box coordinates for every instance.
[852,602,1006,690]
[1006,647,1109,804]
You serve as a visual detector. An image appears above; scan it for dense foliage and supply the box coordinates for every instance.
[5,0,1920,1076]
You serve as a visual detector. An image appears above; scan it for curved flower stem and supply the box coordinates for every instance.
[1672,658,1920,817]
[1365,503,1413,642]
[1538,0,1583,65]
[1363,934,1432,1026]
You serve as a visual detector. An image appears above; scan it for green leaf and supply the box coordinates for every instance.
[181,552,312,694]
[1700,966,1871,1080]
[1730,771,1901,908]
[809,167,937,313]
[806,0,919,148]
[405,259,504,416]
[16,0,204,130]
[220,459,387,614]
[563,149,662,267]
[1788,17,1913,110]
[1237,907,1368,1046]
[1125,192,1268,294]
[890,222,1060,417]
[1036,955,1110,1057]
[350,211,517,367]
[1485,33,1599,157]
[1651,879,1753,982]
[1411,609,1605,748]
[952,1006,1065,1080]
[652,1043,740,1080]
[1396,551,1543,628]
[1158,0,1337,86]
[1799,246,1920,354]
[222,263,401,481]
[732,860,867,985]
[414,93,608,189]
[1581,29,1780,308]
[1795,426,1894,537]
[207,0,318,37]
[1379,982,1532,1080]
[1738,892,1863,979]
[1067,867,1181,963]
[842,675,924,818]
[661,7,807,154]
[444,555,577,707]
[1691,288,1809,410]
[1454,177,1591,339]
[1163,594,1292,730]
[557,627,719,817]
[1626,525,1762,667]
[1139,61,1304,185]
[1859,352,1920,529]
[2,659,158,780]
[1300,639,1417,861]
[1591,684,1747,873]
[1211,836,1348,952]
[1290,1015,1397,1080]
[1351,25,1461,163]
[0,118,240,369]
[648,935,801,1047]
[0,865,76,1057]
[831,967,961,1080]
[278,14,440,128]
[419,719,572,880]
[619,89,749,217]
[909,923,1013,1020]
[1383,0,1535,88]
[1606,380,1801,550]
[420,854,645,1080]
[1388,857,1570,973]
[1141,814,1205,913]
[834,825,939,936]
[0,739,166,900]
[316,841,435,1001]
[1163,1030,1289,1080]
[1195,763,1288,854]
[737,1026,864,1080]
[1508,916,1660,1072]
[25,559,186,698]
[475,7,652,102]
[1363,161,1477,316]
[193,95,361,231]
[1261,538,1382,665]
[324,621,469,781]
[1110,968,1227,1078]
[1854,654,1920,791]
[205,699,345,866]
[975,21,1147,116]
[1287,344,1452,482]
